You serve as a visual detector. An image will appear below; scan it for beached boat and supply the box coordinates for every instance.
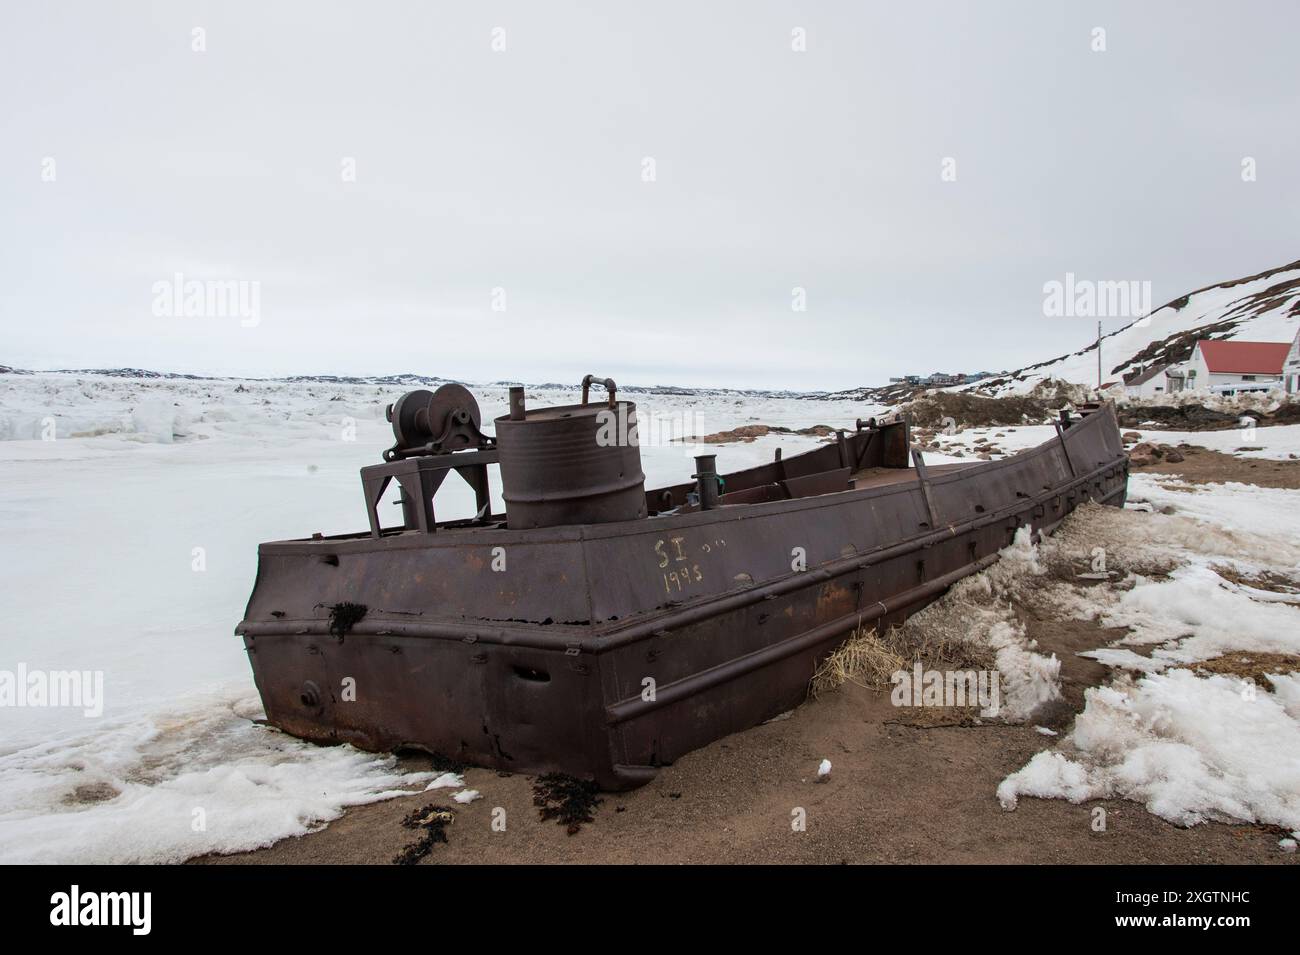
[237,378,1128,789]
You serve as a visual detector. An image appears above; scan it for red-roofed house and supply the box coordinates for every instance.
[1285,328,1300,394]
[1171,339,1290,392]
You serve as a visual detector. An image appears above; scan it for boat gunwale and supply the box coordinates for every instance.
[250,405,1120,558]
[238,449,1128,652]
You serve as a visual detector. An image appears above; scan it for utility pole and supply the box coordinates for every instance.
[1097,320,1102,389]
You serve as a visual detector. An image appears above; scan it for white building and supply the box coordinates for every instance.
[1170,339,1290,393]
[1285,328,1300,394]
[1123,363,1171,398]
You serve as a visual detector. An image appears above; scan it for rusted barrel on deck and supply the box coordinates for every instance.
[495,384,647,529]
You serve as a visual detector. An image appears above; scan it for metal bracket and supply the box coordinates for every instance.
[911,447,941,528]
[1053,422,1077,478]
[360,449,499,537]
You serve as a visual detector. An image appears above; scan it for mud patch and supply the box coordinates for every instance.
[884,705,985,728]
[62,782,121,806]
[1139,447,1300,490]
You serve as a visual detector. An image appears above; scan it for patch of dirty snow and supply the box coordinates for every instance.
[1078,647,1168,673]
[0,686,438,865]
[1097,564,1300,665]
[914,425,1056,464]
[999,474,1300,831]
[998,671,1300,830]
[1132,423,1300,461]
[1127,475,1300,555]
[985,620,1062,721]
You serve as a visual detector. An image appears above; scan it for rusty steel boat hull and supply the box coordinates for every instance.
[238,402,1127,789]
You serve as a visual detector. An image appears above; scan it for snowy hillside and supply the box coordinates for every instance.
[973,259,1300,396]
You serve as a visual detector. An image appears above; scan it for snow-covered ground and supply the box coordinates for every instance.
[3,370,1298,860]
[918,425,1057,463]
[995,474,1300,837]
[0,372,881,863]
[1127,424,1300,460]
[919,421,1300,464]
[861,405,1300,839]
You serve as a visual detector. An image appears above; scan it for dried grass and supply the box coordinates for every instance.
[887,615,998,673]
[1192,652,1300,688]
[1209,565,1300,597]
[810,626,905,698]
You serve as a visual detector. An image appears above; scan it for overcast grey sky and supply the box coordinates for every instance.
[2,1,1297,390]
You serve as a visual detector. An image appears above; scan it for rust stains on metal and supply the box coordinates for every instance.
[237,381,1129,790]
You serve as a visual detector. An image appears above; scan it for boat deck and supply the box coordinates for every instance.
[849,462,979,490]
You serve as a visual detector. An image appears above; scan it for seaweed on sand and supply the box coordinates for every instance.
[532,773,602,835]
[392,804,456,865]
